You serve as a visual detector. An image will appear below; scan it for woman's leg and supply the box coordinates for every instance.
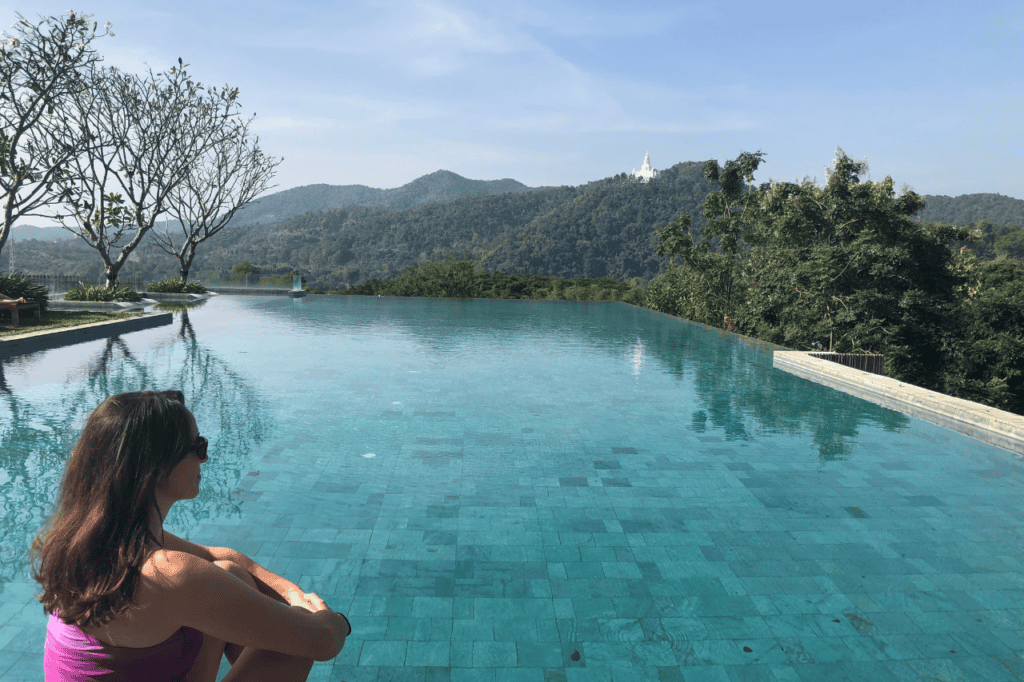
[190,559,315,682]
[212,560,258,665]
[186,621,228,682]
[220,646,316,682]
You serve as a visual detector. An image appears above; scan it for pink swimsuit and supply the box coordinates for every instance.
[44,610,204,681]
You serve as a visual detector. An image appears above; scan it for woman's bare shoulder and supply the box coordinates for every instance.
[142,549,209,585]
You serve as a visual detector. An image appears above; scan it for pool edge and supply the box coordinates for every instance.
[0,312,174,357]
[774,350,1024,456]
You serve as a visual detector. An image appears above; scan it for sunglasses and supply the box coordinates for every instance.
[191,435,209,461]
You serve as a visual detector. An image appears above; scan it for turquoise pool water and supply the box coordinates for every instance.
[1,296,1023,681]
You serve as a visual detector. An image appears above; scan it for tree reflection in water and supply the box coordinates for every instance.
[0,305,271,586]
[638,317,911,462]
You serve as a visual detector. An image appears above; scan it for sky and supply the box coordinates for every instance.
[3,0,1023,230]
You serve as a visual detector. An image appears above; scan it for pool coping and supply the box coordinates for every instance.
[206,286,305,297]
[0,312,174,357]
[47,298,157,311]
[774,350,1024,456]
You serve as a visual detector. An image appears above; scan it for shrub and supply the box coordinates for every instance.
[147,277,208,294]
[0,273,49,312]
[64,282,142,302]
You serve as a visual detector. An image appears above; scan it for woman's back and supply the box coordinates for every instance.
[35,390,350,681]
[44,549,204,681]
[45,612,203,682]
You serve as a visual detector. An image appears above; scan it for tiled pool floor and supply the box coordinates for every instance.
[2,298,1023,681]
[9,428,1020,681]
[237,426,1018,681]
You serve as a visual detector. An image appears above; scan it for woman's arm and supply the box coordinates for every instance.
[155,533,307,606]
[159,551,347,661]
[218,549,306,606]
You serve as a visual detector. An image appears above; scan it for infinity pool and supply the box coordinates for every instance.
[1,296,1022,681]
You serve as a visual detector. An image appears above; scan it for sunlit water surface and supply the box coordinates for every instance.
[1,296,1020,680]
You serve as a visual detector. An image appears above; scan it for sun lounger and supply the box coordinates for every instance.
[0,299,41,327]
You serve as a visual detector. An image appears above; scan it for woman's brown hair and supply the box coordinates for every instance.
[31,390,195,627]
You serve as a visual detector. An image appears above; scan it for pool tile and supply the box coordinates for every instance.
[360,641,408,667]
[839,633,899,662]
[515,642,563,668]
[722,664,779,681]
[473,641,518,667]
[411,598,455,619]
[495,669,546,682]
[386,617,432,641]
[0,628,23,652]
[0,654,43,682]
[449,641,474,668]
[953,655,1021,682]
[700,616,774,641]
[406,641,450,667]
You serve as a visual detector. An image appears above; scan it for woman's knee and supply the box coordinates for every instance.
[213,559,257,590]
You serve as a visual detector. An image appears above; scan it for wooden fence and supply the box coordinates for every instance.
[808,352,885,375]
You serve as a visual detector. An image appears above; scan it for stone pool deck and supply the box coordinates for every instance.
[774,351,1024,457]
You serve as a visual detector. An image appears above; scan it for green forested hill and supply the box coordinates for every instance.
[479,163,715,280]
[917,193,1024,227]
[228,169,540,225]
[14,166,1024,290]
[199,161,713,287]
[207,181,586,284]
[12,161,712,288]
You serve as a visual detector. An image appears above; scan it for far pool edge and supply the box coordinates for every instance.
[774,351,1024,457]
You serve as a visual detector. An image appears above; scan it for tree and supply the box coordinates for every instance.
[944,258,1024,414]
[651,148,973,391]
[736,148,969,388]
[231,261,259,284]
[150,115,281,281]
[0,11,112,258]
[53,60,241,286]
[651,151,764,327]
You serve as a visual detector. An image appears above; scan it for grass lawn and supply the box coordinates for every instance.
[0,310,145,338]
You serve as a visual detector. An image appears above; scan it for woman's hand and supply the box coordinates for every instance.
[288,596,353,640]
[287,588,332,613]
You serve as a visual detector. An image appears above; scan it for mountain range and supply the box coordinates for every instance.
[11,170,544,241]
[10,166,1024,290]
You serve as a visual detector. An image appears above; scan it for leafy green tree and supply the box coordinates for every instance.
[650,152,764,327]
[944,258,1024,413]
[739,149,970,389]
[650,148,974,391]
[994,225,1024,260]
[231,262,260,276]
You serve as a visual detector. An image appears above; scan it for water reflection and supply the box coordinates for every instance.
[630,339,646,377]
[0,309,271,586]
[280,297,910,463]
[154,299,210,313]
[633,311,911,462]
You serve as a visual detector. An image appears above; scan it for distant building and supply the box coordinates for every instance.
[631,151,660,182]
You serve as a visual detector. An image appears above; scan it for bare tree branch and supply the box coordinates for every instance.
[151,115,282,280]
[0,10,112,258]
[52,60,241,286]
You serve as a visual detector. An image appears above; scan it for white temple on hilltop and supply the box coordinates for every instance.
[631,151,660,182]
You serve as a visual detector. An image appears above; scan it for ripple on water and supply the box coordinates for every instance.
[656,617,711,666]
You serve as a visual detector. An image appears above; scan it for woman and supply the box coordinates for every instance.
[32,390,351,681]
